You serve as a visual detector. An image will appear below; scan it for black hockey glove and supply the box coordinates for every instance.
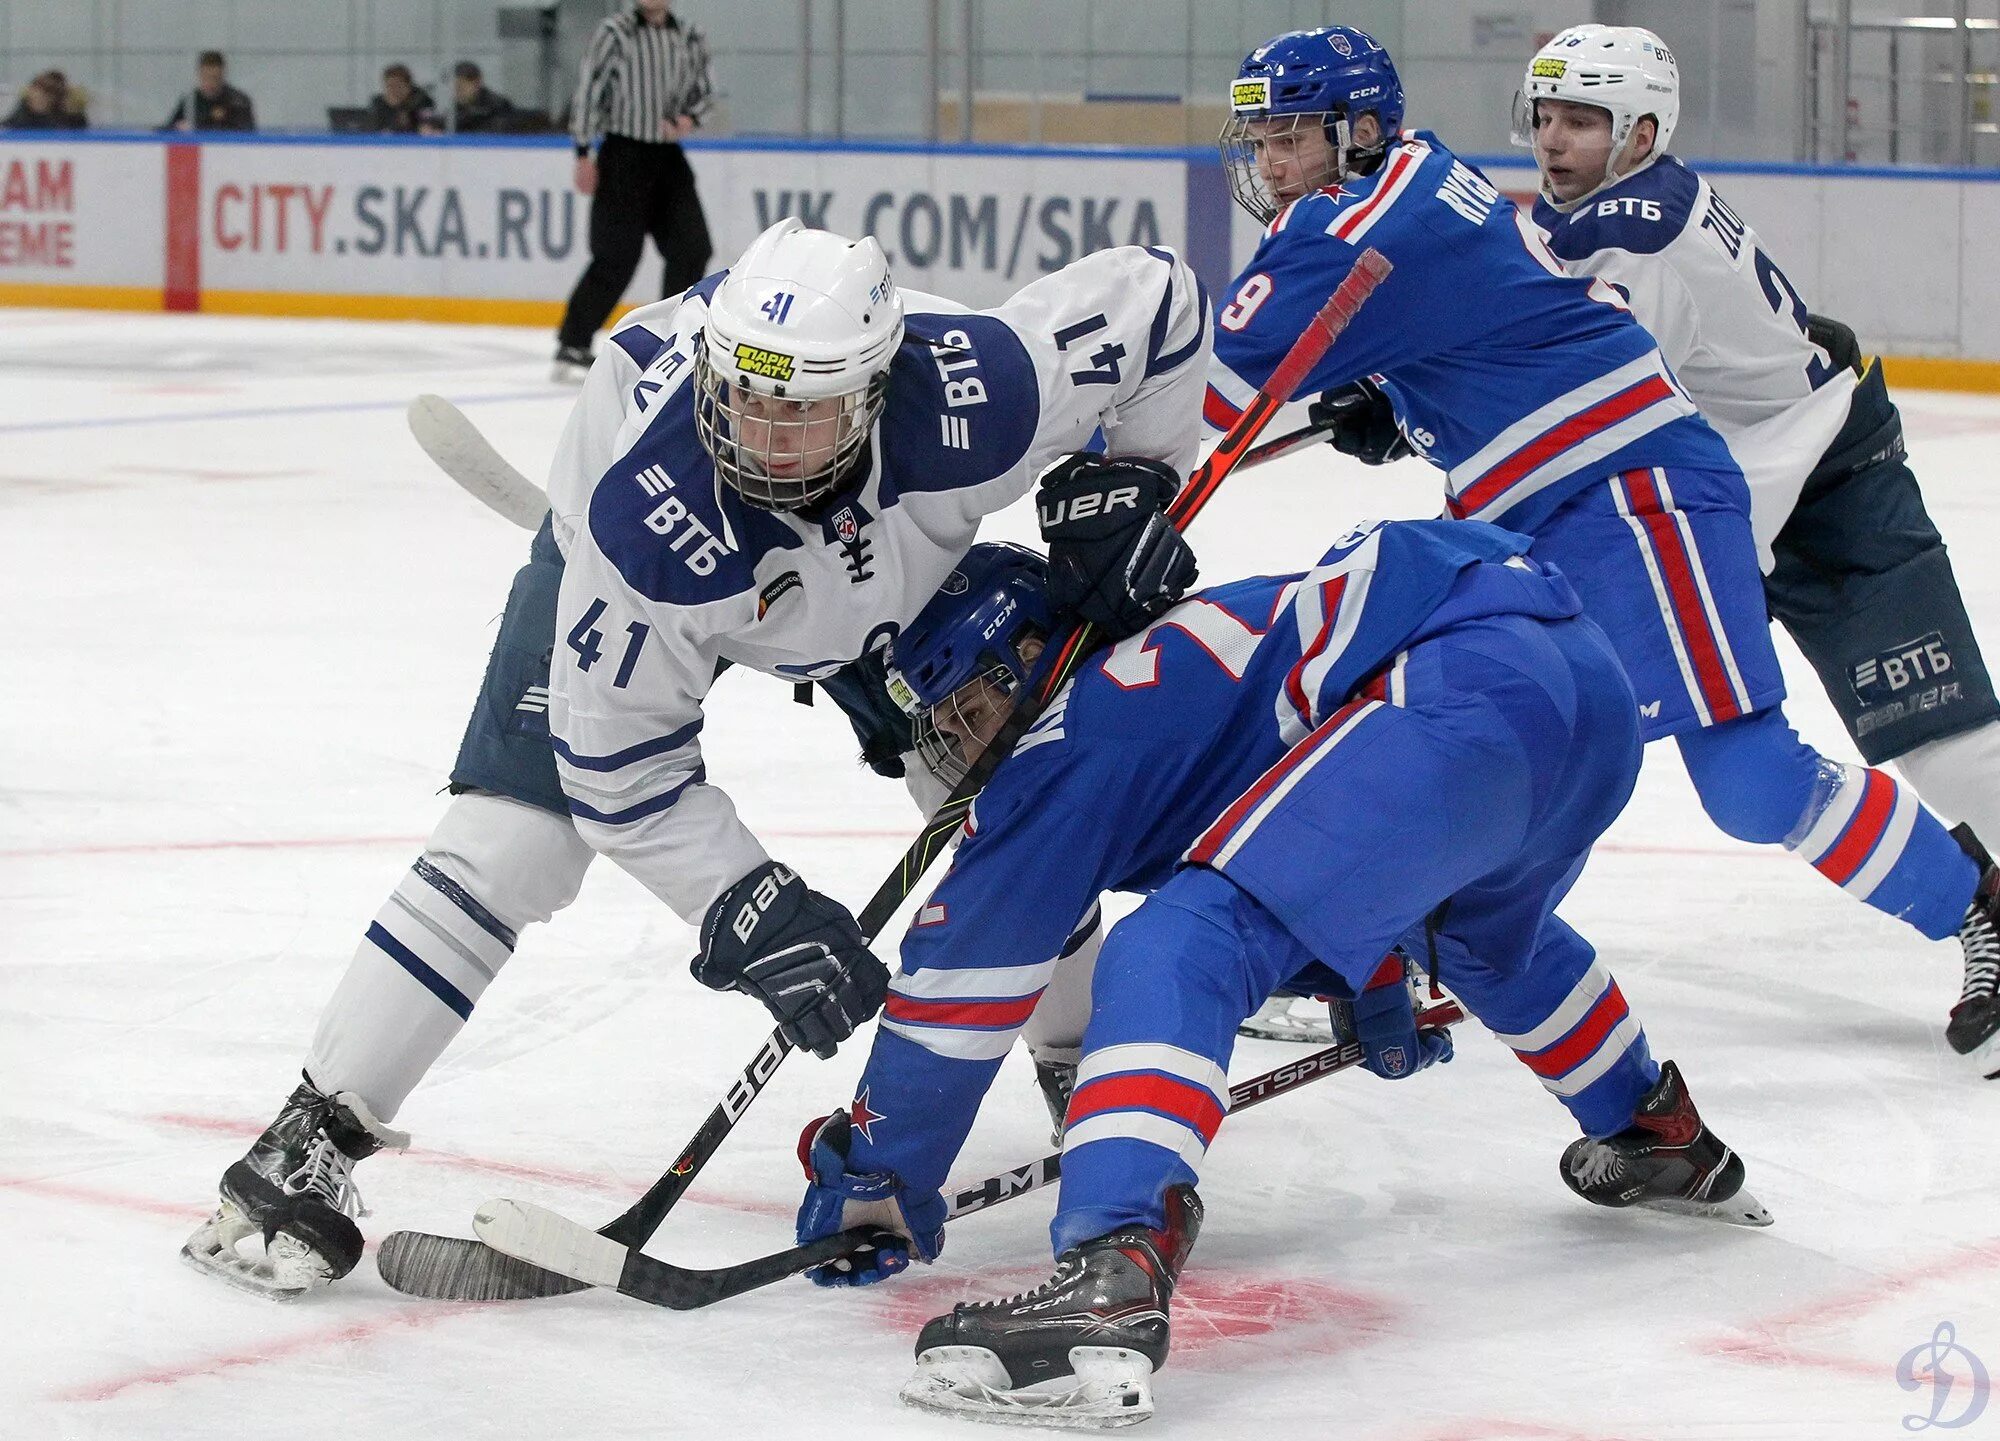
[691,861,890,1059]
[1036,452,1199,640]
[817,651,915,780]
[1309,379,1413,465]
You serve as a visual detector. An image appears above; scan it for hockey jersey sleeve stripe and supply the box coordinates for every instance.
[1141,247,1210,380]
[549,717,702,772]
[609,324,667,369]
[1188,699,1382,869]
[891,957,1061,1000]
[1061,1108,1215,1169]
[1517,981,1631,1080]
[880,1016,1020,1062]
[1531,1012,1646,1099]
[563,765,705,825]
[1327,140,1427,244]
[882,992,1044,1029]
[364,921,474,1021]
[1066,1071,1227,1145]
[1203,385,1243,432]
[1073,1041,1230,1104]
[1451,372,1678,518]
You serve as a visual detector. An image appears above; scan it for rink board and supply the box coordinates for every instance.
[2,132,1999,378]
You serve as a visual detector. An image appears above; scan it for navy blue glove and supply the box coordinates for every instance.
[1036,452,1198,639]
[795,1109,946,1287]
[1309,379,1413,465]
[1330,952,1454,1080]
[692,862,889,1060]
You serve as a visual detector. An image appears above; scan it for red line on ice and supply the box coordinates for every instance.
[145,1112,792,1219]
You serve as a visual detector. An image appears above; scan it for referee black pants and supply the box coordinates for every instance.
[558,135,712,350]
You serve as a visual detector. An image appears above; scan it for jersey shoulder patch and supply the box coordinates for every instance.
[586,387,800,605]
[1538,155,1700,263]
[877,313,1041,500]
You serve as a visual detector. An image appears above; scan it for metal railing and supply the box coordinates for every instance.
[1808,5,2000,165]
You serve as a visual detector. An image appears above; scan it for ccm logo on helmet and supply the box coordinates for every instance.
[1038,485,1141,528]
[733,342,796,383]
[730,863,797,944]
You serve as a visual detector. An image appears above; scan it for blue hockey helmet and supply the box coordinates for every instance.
[1220,27,1406,223]
[886,543,1052,787]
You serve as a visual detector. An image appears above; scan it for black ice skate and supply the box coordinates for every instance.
[902,1185,1202,1429]
[1032,1050,1077,1146]
[1949,825,2000,1079]
[550,343,594,383]
[1560,1061,1771,1228]
[181,1075,407,1299]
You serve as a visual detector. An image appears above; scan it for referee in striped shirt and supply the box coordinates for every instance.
[555,0,716,377]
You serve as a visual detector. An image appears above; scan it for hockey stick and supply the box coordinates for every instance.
[471,999,1462,1309]
[406,393,551,530]
[379,250,1391,1302]
[407,397,1338,536]
[378,1026,795,1299]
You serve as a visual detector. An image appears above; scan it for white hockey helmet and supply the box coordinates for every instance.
[694,217,905,512]
[1512,25,1680,200]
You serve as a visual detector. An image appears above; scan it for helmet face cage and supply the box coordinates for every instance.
[911,660,1023,791]
[692,345,888,512]
[1218,110,1351,225]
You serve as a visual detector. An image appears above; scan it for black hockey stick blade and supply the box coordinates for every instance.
[376,1227,594,1301]
[472,1198,893,1311]
[377,1027,793,1300]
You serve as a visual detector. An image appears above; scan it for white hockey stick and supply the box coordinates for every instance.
[406,394,550,531]
[406,394,1339,536]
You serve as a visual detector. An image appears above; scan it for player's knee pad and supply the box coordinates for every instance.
[422,790,594,934]
[1675,708,1823,845]
[1022,903,1103,1056]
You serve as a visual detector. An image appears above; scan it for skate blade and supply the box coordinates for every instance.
[1639,1186,1773,1229]
[901,1346,1154,1430]
[180,1205,328,1301]
[1958,1027,2000,1081]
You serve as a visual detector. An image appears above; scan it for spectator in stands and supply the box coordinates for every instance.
[367,64,437,134]
[6,70,88,130]
[450,61,517,133]
[164,51,255,132]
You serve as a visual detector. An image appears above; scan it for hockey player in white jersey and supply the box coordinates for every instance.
[1512,24,1999,1077]
[181,217,1211,1297]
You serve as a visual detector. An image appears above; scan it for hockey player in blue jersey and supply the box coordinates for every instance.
[1205,26,1997,1064]
[182,219,1210,1299]
[794,535,1767,1427]
[1515,24,2000,1079]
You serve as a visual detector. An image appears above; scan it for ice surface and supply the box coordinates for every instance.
[3,311,1997,1440]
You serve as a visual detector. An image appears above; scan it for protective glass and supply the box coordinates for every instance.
[1509,91,1538,149]
[1218,110,1349,224]
[692,350,886,512]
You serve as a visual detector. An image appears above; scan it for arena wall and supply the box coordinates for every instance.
[0,132,1993,391]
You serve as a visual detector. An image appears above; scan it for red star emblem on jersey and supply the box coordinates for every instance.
[849,1089,887,1143]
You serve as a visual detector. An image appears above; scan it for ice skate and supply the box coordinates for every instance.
[550,343,594,384]
[181,1075,408,1299]
[1949,825,2000,1079]
[1560,1061,1770,1227]
[1032,1051,1077,1146]
[1235,992,1335,1043]
[901,1186,1201,1429]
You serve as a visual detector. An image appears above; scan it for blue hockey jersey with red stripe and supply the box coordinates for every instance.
[843,518,1585,1197]
[1206,132,1739,531]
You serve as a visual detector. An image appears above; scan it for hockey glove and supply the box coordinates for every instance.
[691,861,890,1060]
[1036,452,1198,639]
[1310,379,1414,465]
[795,1109,946,1286]
[1329,952,1454,1081]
